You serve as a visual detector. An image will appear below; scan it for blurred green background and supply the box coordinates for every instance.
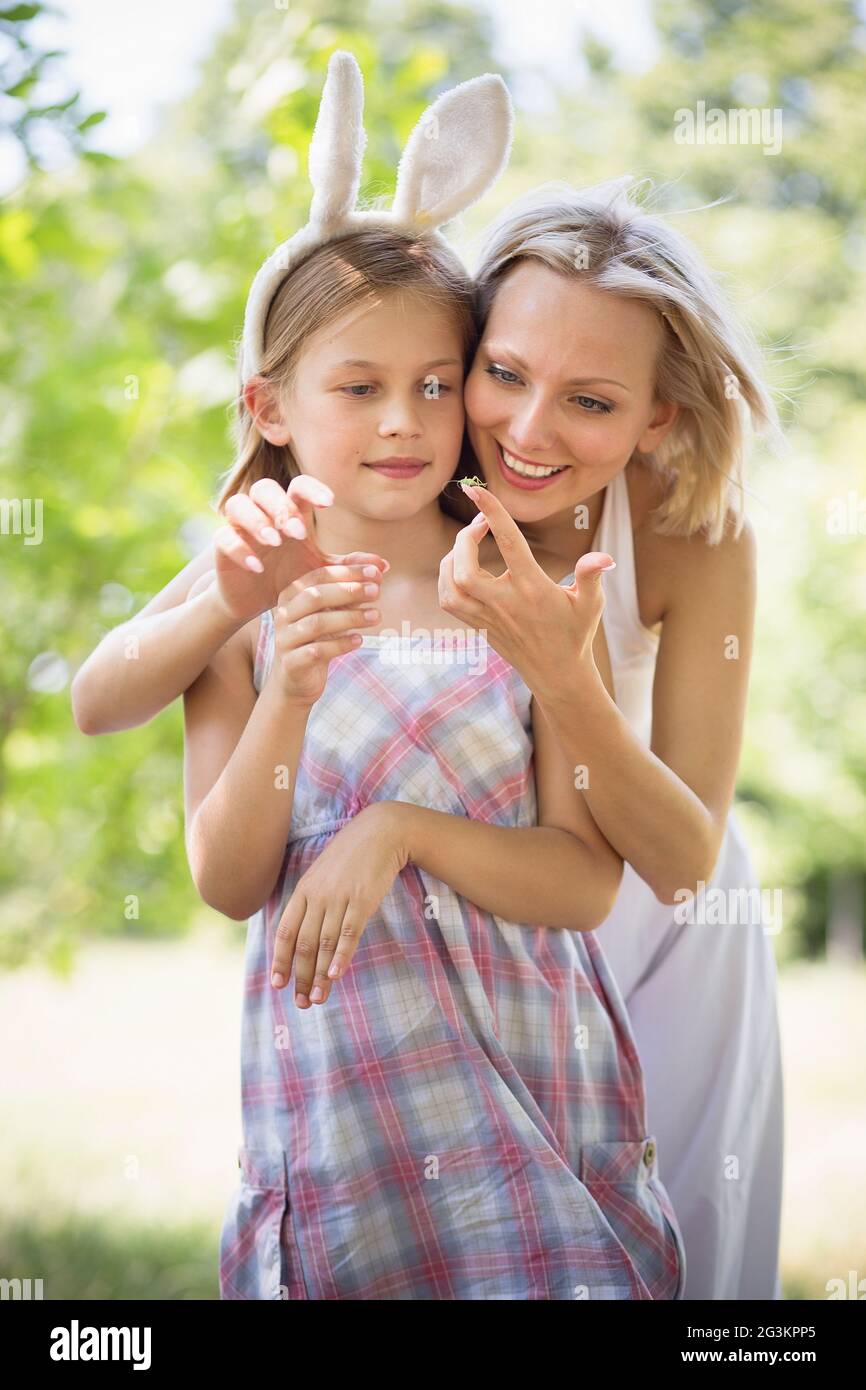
[1,0,864,1298]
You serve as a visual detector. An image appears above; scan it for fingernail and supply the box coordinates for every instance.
[286,518,307,539]
[271,971,286,988]
[310,986,324,1002]
[601,560,617,571]
[245,555,265,573]
[380,560,391,572]
[363,565,379,578]
[295,991,309,1007]
[259,526,281,546]
[327,962,341,979]
[470,512,487,527]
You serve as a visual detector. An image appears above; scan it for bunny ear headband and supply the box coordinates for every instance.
[240,50,514,384]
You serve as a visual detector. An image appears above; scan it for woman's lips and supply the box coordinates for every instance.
[494,441,568,491]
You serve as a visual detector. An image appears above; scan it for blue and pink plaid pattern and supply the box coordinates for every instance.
[218,614,685,1300]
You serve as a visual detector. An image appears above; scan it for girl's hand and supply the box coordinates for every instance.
[214,475,389,625]
[270,803,408,1006]
[267,566,382,707]
[438,484,616,702]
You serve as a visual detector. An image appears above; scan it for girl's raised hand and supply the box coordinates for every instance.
[267,565,382,707]
[269,803,408,1006]
[213,474,388,625]
[438,483,616,701]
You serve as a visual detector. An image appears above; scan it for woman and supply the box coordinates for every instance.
[438,179,784,1300]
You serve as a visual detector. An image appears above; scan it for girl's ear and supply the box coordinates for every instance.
[391,72,513,231]
[308,51,367,228]
[244,378,292,447]
[638,399,679,453]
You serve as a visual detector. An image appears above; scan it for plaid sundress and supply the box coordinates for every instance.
[218,611,685,1300]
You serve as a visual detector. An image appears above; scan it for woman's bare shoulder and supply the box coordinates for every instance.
[629,461,756,625]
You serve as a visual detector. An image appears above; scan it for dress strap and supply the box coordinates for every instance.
[253,608,275,693]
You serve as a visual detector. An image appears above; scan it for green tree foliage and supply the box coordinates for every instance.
[1,0,862,968]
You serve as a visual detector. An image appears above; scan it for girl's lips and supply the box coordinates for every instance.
[363,463,428,479]
[493,441,569,491]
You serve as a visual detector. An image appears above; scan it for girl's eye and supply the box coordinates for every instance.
[485,363,521,386]
[341,384,375,397]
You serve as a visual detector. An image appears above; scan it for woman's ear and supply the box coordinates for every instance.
[243,377,292,446]
[637,398,679,454]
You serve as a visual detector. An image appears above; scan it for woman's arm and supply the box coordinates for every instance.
[71,542,245,735]
[269,705,624,1002]
[392,692,624,930]
[182,620,310,920]
[533,518,756,903]
[439,488,756,905]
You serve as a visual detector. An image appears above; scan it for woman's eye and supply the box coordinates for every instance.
[341,384,375,397]
[485,363,521,385]
[572,395,613,414]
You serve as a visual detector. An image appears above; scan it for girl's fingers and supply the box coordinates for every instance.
[291,904,326,1006]
[325,908,365,982]
[281,564,384,598]
[271,890,306,990]
[309,900,349,1004]
[337,551,390,574]
[297,581,382,609]
[280,579,381,622]
[224,492,284,549]
[248,477,307,540]
[280,635,365,672]
[213,523,268,574]
[288,475,334,508]
[279,607,380,651]
[286,476,336,542]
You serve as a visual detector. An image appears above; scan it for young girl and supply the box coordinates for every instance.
[186,223,687,1300]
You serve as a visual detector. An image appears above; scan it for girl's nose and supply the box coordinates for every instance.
[378,397,423,437]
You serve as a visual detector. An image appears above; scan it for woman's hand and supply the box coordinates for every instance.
[270,803,409,1006]
[438,484,616,703]
[267,567,383,707]
[213,475,389,625]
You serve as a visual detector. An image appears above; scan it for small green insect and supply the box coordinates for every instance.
[459,476,487,490]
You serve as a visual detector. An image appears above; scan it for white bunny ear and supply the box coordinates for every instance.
[391,73,513,231]
[308,50,367,228]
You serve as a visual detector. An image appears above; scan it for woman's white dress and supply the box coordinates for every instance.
[561,467,784,1300]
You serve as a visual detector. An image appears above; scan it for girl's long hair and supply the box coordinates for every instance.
[472,178,782,544]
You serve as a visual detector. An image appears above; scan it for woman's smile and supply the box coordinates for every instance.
[494,438,571,491]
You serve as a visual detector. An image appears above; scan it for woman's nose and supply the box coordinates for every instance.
[508,399,556,453]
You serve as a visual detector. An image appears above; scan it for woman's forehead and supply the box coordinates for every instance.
[482,265,662,381]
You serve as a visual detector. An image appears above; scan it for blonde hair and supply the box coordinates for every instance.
[216,228,478,512]
[472,178,781,543]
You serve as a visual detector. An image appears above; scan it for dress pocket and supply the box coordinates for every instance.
[578,1136,686,1300]
[219,1146,307,1300]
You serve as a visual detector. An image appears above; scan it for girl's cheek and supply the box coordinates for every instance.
[463,374,497,428]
